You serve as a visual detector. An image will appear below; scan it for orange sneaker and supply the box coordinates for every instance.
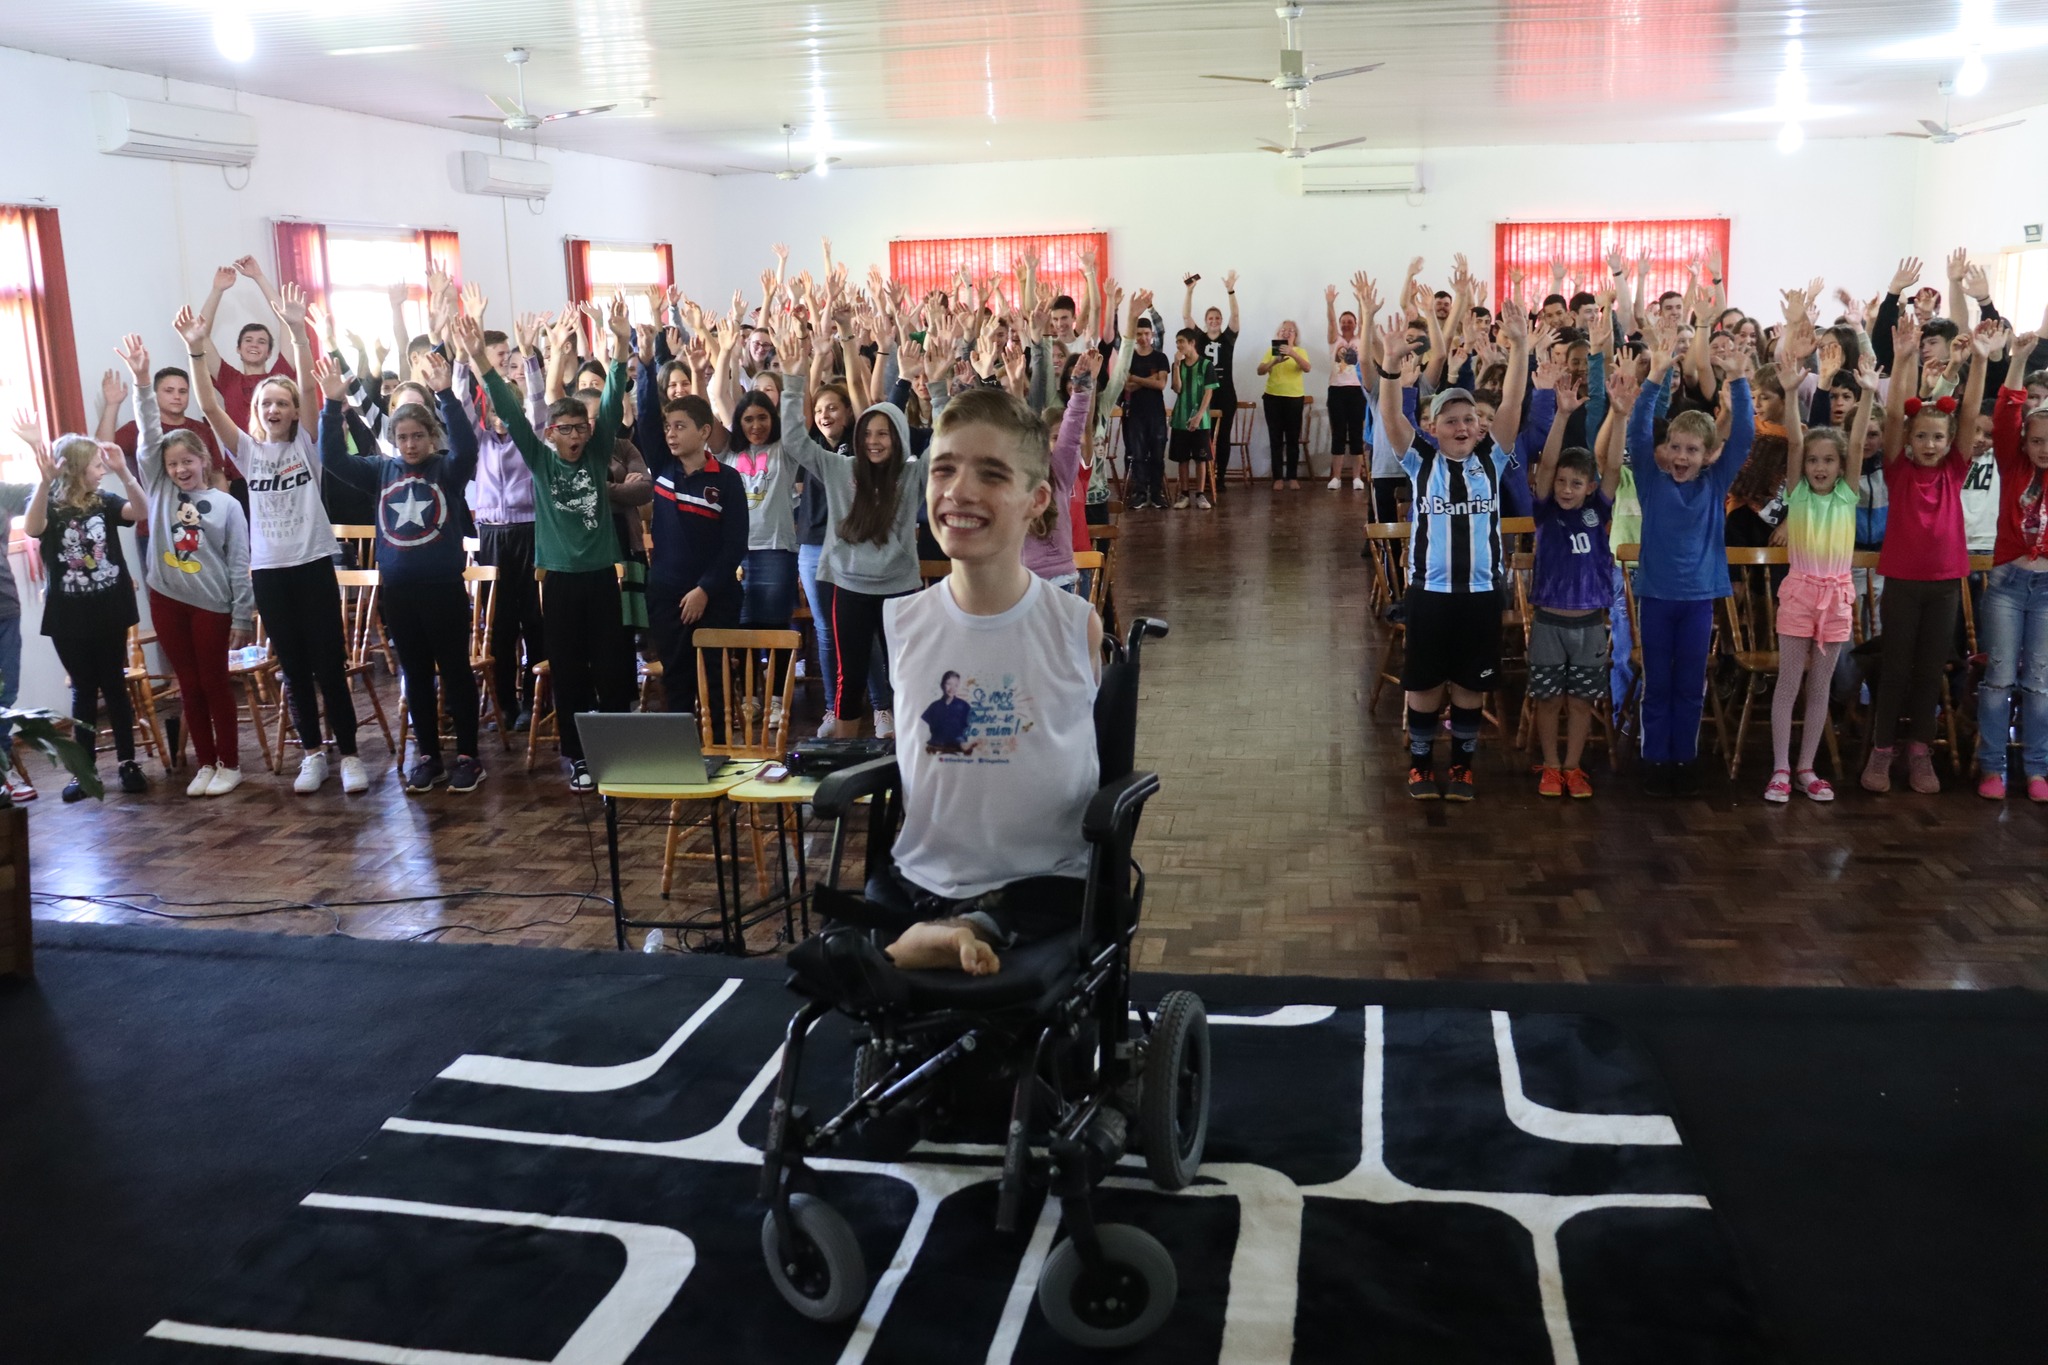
[1564,768,1594,799]
[1538,766,1565,798]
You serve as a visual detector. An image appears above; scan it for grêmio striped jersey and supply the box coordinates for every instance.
[1400,433,1512,594]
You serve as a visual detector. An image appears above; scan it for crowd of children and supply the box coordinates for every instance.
[9,239,2048,821]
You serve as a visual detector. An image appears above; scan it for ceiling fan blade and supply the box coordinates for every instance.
[816,156,842,167]
[452,114,509,123]
[541,104,617,122]
[1202,74,1274,83]
[1309,135,1372,152]
[1918,118,1946,136]
[488,93,524,118]
[1307,63,1384,84]
[1887,131,1932,138]
[1961,120,2024,135]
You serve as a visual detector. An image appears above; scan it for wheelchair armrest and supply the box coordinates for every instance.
[1083,768,1160,843]
[812,756,903,820]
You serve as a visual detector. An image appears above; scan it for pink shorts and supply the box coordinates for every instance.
[1776,571,1855,644]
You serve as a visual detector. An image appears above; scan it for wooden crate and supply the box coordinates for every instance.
[0,804,28,977]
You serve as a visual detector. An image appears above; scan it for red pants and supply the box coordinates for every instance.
[150,589,238,769]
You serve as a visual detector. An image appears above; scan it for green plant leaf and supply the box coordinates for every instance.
[1,708,104,801]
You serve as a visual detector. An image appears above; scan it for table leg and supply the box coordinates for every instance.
[606,795,627,951]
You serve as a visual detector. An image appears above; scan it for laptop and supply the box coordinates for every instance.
[575,712,737,787]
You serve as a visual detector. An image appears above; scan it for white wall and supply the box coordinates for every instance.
[1915,100,2048,322]
[0,45,720,712]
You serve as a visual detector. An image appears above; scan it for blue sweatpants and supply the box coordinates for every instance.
[1638,596,1715,763]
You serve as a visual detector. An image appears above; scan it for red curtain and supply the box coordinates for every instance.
[654,242,674,292]
[890,232,1109,313]
[1493,218,1731,312]
[270,220,331,324]
[0,205,84,439]
[420,229,461,285]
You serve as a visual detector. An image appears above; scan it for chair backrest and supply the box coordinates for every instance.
[332,524,377,570]
[918,559,952,587]
[334,568,382,669]
[1498,516,1537,558]
[692,628,802,758]
[1507,551,1536,646]
[1363,521,1412,605]
[1721,547,1786,655]
[1612,543,1643,640]
[1073,550,1105,573]
[462,565,499,663]
[1231,399,1256,446]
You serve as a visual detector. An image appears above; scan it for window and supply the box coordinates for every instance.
[1493,218,1731,312]
[890,233,1109,314]
[564,239,674,325]
[1997,247,2048,345]
[0,205,82,484]
[270,221,462,364]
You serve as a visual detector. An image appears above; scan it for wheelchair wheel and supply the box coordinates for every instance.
[1036,1222,1178,1348]
[762,1194,867,1323]
[1138,990,1209,1190]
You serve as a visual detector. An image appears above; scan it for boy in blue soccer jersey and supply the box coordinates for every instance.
[1374,295,1531,801]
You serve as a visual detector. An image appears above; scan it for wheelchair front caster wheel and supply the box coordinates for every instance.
[762,1194,867,1322]
[1139,990,1210,1190]
[1036,1223,1178,1348]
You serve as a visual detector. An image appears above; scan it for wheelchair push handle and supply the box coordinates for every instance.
[1123,617,1168,667]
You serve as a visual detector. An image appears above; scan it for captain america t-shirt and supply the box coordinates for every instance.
[1532,489,1614,611]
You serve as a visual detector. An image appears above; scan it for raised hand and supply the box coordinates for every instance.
[309,354,348,402]
[272,281,309,326]
[462,282,489,321]
[1556,378,1587,415]
[1221,268,1239,292]
[513,311,542,355]
[115,334,149,382]
[452,313,488,365]
[1945,247,1969,282]
[99,368,126,408]
[173,305,209,349]
[417,347,452,391]
[1888,257,1923,295]
[1351,270,1381,317]
[234,255,262,280]
[388,280,410,308]
[10,407,45,453]
[1972,318,2007,359]
[2011,331,2040,371]
[1498,300,1528,346]
[1071,346,1103,381]
[1962,262,1991,301]
[1604,243,1627,279]
[212,264,238,292]
[1375,315,1407,371]
[100,443,131,481]
[1893,316,1921,363]
[1324,283,1339,306]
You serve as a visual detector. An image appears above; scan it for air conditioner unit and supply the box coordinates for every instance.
[1296,162,1421,196]
[92,91,256,167]
[460,151,553,199]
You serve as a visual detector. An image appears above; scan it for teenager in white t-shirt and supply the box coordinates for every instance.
[880,388,1106,977]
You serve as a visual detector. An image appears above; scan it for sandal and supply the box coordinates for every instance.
[1794,769,1835,802]
[1764,769,1791,804]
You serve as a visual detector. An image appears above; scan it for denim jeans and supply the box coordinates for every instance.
[740,548,798,629]
[0,613,19,749]
[797,543,835,703]
[1975,561,2048,777]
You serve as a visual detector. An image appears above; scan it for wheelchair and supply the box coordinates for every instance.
[759,617,1210,1349]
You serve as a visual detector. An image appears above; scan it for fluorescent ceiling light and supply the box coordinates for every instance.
[328,44,419,56]
[1955,53,1990,93]
[1872,26,2048,59]
[213,8,254,62]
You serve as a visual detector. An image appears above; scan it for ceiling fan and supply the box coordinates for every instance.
[725,124,841,180]
[1203,3,1382,92]
[452,48,615,132]
[1889,79,2022,144]
[1259,126,1369,159]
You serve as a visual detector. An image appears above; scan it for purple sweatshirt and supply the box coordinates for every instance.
[460,356,547,524]
[1024,386,1093,581]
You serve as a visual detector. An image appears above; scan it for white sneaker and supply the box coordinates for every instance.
[1327,477,1342,490]
[185,765,217,798]
[768,697,785,730]
[339,755,369,795]
[816,713,841,739]
[1352,477,1367,490]
[205,765,243,797]
[873,709,894,740]
[293,751,329,793]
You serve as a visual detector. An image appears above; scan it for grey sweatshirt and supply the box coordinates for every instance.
[136,382,254,631]
[780,378,923,596]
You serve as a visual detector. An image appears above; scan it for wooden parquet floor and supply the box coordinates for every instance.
[31,486,2048,989]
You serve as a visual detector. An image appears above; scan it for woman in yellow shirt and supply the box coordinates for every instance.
[1258,320,1312,489]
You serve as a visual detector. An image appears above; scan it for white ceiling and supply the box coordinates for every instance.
[9,0,2048,172]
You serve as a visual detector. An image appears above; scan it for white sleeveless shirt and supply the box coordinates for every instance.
[885,574,1099,899]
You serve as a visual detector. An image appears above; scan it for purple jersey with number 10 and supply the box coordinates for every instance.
[1532,490,1614,611]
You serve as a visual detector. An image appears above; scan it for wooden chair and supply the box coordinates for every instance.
[525,570,560,772]
[1362,522,1411,716]
[228,613,284,772]
[117,627,176,771]
[1506,551,1617,767]
[281,567,394,757]
[1497,516,1537,559]
[1227,400,1257,486]
[1089,523,1123,640]
[658,629,804,898]
[394,565,510,763]
[1720,548,1842,780]
[1612,544,1645,748]
[919,559,952,587]
[331,525,396,673]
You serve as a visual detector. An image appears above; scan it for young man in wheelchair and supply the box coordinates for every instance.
[871,385,1105,976]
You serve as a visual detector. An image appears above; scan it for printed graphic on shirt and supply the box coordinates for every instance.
[733,449,780,513]
[2019,471,2047,551]
[165,495,209,575]
[657,475,725,520]
[58,510,122,594]
[380,474,450,549]
[246,441,319,549]
[548,462,602,531]
[919,669,1034,761]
